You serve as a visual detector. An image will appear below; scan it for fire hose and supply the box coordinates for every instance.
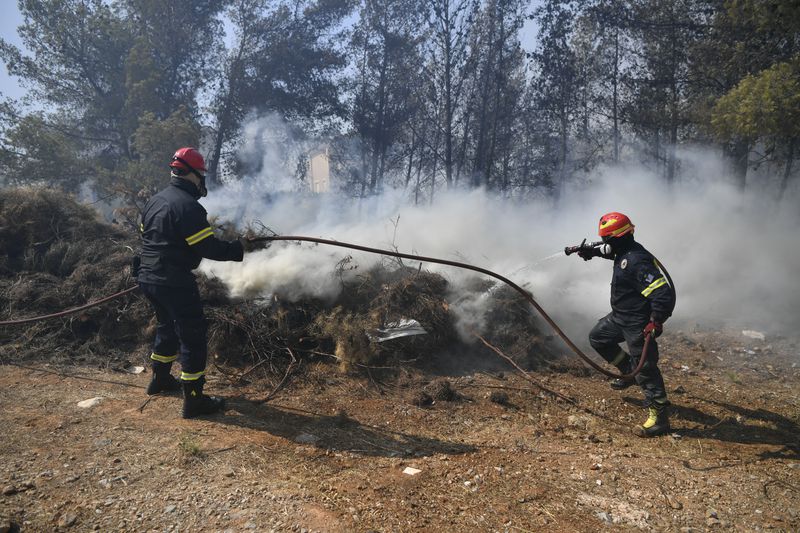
[0,235,674,380]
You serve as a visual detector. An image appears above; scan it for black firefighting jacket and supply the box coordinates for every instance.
[137,178,243,287]
[603,239,675,327]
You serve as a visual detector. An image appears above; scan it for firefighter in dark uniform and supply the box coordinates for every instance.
[136,147,258,418]
[577,212,676,437]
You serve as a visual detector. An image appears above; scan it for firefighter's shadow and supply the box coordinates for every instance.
[623,395,800,460]
[220,396,476,458]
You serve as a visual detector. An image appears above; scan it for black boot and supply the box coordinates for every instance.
[610,360,635,390]
[610,376,636,390]
[182,378,225,419]
[635,400,670,437]
[146,364,181,395]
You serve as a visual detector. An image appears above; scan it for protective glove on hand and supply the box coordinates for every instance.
[577,247,600,261]
[644,319,663,338]
[240,237,270,253]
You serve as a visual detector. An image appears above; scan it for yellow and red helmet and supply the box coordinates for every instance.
[598,212,634,238]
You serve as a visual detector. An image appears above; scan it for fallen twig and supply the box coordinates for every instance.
[237,357,272,383]
[261,348,297,403]
[138,395,155,413]
[474,333,576,404]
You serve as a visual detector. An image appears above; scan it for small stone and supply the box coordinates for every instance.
[596,511,612,523]
[77,397,103,409]
[706,509,718,519]
[164,505,177,513]
[706,517,720,527]
[244,522,257,530]
[567,415,589,430]
[1,485,17,496]
[742,330,766,340]
[57,512,78,528]
[489,391,510,405]
[293,433,319,445]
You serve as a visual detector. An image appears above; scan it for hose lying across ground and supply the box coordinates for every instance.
[0,235,659,380]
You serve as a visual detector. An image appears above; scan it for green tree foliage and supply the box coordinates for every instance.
[0,0,215,202]
[109,107,201,203]
[712,59,800,141]
[349,0,426,195]
[712,57,800,197]
[0,111,91,192]
[0,0,797,203]
[206,0,352,185]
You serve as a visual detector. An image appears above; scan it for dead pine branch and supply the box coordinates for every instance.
[473,333,576,405]
[261,348,298,403]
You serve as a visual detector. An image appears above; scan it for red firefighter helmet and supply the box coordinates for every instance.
[598,212,635,238]
[169,147,206,174]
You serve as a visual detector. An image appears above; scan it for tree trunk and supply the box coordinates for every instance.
[777,137,796,201]
[612,28,620,164]
[405,133,417,187]
[725,139,749,191]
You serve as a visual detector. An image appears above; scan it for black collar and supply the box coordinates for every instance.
[612,235,639,255]
[170,176,201,199]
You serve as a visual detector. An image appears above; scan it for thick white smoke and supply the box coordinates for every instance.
[199,115,800,341]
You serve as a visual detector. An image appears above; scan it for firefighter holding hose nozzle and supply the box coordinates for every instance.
[568,213,676,437]
[135,147,267,419]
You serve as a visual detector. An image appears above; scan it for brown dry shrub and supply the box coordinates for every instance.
[423,378,458,401]
[0,188,148,360]
[312,307,377,371]
[0,187,557,381]
[308,266,457,371]
[0,187,123,274]
[480,284,559,369]
[489,390,510,405]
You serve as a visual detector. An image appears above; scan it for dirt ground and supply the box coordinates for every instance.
[1,328,798,532]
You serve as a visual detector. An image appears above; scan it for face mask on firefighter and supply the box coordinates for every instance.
[172,156,207,198]
[196,173,208,198]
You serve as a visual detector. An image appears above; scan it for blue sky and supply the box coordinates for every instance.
[0,2,25,100]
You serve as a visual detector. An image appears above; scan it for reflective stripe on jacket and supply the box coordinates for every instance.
[607,240,675,326]
[137,178,243,287]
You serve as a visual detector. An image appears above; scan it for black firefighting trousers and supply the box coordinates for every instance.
[138,281,208,383]
[589,313,667,406]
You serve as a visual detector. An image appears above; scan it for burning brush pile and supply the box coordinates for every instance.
[0,187,558,377]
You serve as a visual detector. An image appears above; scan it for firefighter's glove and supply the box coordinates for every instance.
[577,247,601,261]
[240,237,269,254]
[644,320,663,338]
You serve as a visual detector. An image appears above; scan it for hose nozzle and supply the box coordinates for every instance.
[565,239,605,256]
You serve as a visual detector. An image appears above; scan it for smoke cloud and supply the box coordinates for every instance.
[199,115,800,341]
